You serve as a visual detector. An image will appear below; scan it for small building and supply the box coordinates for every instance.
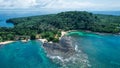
[15,35,30,41]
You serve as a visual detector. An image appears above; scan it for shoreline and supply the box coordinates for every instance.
[38,30,116,43]
[38,31,68,43]
[59,31,68,39]
[38,39,48,43]
[1,30,119,45]
[82,30,120,35]
[65,30,120,36]
[0,41,15,45]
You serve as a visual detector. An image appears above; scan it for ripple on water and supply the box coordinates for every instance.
[46,38,91,68]
[67,31,102,38]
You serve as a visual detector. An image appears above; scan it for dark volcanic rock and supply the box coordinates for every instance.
[43,36,76,58]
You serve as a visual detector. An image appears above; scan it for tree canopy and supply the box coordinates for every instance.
[0,11,120,42]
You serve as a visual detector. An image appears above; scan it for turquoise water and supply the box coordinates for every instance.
[0,32,120,68]
[1,11,120,68]
[0,40,58,68]
[68,32,120,68]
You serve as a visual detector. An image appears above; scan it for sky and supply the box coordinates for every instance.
[0,0,120,11]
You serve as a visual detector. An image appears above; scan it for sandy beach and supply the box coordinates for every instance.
[0,41,15,45]
[61,31,67,37]
[38,39,48,43]
[59,31,68,40]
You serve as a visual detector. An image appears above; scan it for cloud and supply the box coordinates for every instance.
[0,0,120,10]
[0,0,37,9]
[41,0,97,9]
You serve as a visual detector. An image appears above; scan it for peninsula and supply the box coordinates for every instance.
[0,11,120,43]
[0,11,120,62]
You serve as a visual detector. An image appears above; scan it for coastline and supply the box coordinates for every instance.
[38,39,48,43]
[82,30,120,35]
[0,31,68,46]
[59,31,68,39]
[38,31,68,43]
[64,30,120,36]
[0,41,15,45]
[1,30,119,45]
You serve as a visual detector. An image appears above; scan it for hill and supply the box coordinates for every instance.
[0,11,120,42]
[7,11,120,33]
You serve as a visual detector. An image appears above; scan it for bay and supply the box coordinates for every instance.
[0,31,120,68]
[0,10,120,68]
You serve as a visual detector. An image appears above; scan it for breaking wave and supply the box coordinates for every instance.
[47,42,91,68]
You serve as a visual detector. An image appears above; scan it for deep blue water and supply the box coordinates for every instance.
[0,10,58,27]
[91,11,120,16]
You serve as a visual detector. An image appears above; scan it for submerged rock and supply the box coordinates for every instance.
[42,36,90,68]
[43,36,76,58]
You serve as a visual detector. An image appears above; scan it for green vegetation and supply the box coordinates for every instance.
[0,36,3,42]
[40,31,61,42]
[0,11,120,42]
[0,27,15,42]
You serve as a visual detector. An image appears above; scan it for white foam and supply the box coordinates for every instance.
[48,50,91,68]
[46,37,91,68]
[75,44,78,51]
[48,55,64,62]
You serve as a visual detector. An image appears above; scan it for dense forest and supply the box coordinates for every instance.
[0,11,120,42]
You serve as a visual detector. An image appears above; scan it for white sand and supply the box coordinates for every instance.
[38,39,48,43]
[61,31,67,37]
[0,41,15,45]
[59,31,67,40]
[21,40,27,42]
[38,31,68,43]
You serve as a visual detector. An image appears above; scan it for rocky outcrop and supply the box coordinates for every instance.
[43,36,76,58]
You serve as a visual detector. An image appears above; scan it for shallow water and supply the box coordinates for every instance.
[0,32,120,68]
[1,11,120,68]
[0,40,58,68]
[69,32,120,68]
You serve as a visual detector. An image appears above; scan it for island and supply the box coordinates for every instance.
[0,11,119,42]
[0,11,120,58]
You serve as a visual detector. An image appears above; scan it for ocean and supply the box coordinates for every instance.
[0,10,120,68]
[0,10,59,27]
